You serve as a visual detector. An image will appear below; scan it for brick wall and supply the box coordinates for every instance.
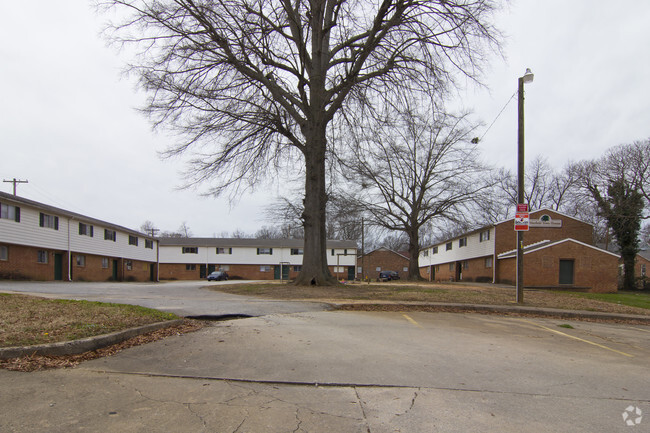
[495,210,593,255]
[419,256,493,283]
[358,249,409,280]
[497,241,618,292]
[0,242,155,282]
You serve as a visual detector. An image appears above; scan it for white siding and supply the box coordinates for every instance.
[0,204,157,262]
[420,229,495,266]
[159,245,357,266]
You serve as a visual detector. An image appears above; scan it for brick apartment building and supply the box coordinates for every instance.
[0,191,158,282]
[158,238,357,281]
[357,247,409,281]
[419,209,620,293]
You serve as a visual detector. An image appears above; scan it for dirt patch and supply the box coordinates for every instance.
[0,319,205,372]
[209,281,650,316]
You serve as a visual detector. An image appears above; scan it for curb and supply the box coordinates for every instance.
[332,302,650,324]
[0,319,184,360]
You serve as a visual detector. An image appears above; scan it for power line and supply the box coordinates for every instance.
[472,91,517,144]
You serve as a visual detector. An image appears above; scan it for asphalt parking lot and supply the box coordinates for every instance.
[1,306,649,432]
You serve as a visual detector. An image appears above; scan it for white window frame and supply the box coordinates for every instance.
[0,245,8,261]
[37,250,48,264]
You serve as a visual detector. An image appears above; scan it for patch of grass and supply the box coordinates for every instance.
[558,324,574,329]
[567,291,650,310]
[0,294,177,348]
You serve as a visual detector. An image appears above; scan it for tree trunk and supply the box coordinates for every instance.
[622,251,636,291]
[294,124,337,286]
[407,225,423,281]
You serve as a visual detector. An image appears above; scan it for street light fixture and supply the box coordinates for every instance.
[516,68,533,304]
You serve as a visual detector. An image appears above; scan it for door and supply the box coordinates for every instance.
[430,265,435,281]
[559,260,574,285]
[112,260,118,281]
[149,263,155,282]
[274,265,290,280]
[200,264,207,279]
[347,266,355,280]
[54,253,63,281]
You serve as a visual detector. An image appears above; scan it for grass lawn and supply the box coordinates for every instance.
[0,294,178,348]
[208,281,650,316]
[567,291,650,310]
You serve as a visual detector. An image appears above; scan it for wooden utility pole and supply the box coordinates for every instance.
[3,178,28,195]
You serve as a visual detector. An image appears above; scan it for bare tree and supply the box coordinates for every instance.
[343,100,490,280]
[178,221,193,238]
[102,0,499,285]
[139,220,157,235]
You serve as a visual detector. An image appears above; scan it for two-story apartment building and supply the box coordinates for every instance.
[419,209,620,292]
[0,191,158,282]
[158,238,357,280]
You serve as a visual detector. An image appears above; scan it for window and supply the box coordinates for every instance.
[459,238,467,248]
[479,230,490,242]
[186,264,196,271]
[462,260,469,269]
[333,266,345,273]
[182,247,198,254]
[344,249,348,256]
[290,248,304,255]
[446,242,452,251]
[331,249,335,256]
[219,265,230,271]
[104,229,116,242]
[145,239,154,249]
[0,245,7,261]
[216,247,232,254]
[101,258,109,269]
[294,266,303,272]
[37,250,48,264]
[39,213,58,230]
[79,223,94,237]
[642,264,647,277]
[76,255,86,267]
[257,248,273,255]
[125,260,133,271]
[128,235,138,246]
[0,203,20,222]
[485,257,493,268]
[448,263,454,271]
[403,267,408,272]
[260,265,271,272]
[432,246,438,254]
[423,250,429,257]
[376,266,381,271]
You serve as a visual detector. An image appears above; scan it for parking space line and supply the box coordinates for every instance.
[517,319,634,358]
[626,326,650,334]
[402,314,423,328]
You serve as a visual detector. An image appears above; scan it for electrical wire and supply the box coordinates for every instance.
[475,91,517,143]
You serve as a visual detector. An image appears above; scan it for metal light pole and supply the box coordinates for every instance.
[516,68,534,304]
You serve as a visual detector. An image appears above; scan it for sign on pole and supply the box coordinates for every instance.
[514,210,529,231]
[516,203,529,213]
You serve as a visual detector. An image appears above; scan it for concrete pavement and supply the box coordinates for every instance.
[2,310,649,432]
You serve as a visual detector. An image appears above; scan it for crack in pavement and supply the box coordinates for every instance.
[354,387,372,433]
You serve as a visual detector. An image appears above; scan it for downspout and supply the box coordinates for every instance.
[67,217,72,281]
[156,239,160,282]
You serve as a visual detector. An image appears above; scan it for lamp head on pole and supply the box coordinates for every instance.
[521,68,534,84]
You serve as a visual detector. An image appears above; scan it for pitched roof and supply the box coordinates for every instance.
[497,238,620,259]
[0,191,154,240]
[358,246,409,260]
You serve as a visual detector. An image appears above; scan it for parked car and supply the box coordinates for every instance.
[378,270,400,281]
[207,271,229,281]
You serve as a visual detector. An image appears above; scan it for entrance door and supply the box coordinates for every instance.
[54,253,63,281]
[559,259,574,285]
[112,260,118,281]
[149,263,155,282]
[347,266,355,280]
[274,265,290,280]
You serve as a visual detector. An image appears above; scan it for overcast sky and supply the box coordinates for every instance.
[1,1,649,237]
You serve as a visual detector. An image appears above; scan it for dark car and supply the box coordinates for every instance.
[207,271,229,281]
[378,270,400,281]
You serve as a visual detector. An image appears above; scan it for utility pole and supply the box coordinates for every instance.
[516,68,534,304]
[3,178,28,195]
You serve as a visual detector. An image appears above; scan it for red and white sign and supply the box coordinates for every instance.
[514,212,529,231]
[516,203,529,212]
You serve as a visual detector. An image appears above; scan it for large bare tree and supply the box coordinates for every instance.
[343,100,490,280]
[101,0,499,284]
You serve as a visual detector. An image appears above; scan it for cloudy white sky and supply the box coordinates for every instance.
[1,1,649,236]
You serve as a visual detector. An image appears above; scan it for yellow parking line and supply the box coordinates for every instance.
[402,314,423,328]
[517,319,633,358]
[627,326,650,334]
